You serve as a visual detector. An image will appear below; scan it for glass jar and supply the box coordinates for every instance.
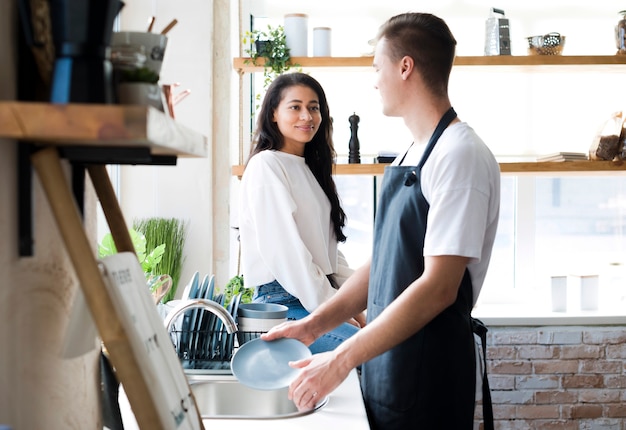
[616,11,626,54]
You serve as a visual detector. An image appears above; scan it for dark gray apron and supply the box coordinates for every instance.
[361,108,478,429]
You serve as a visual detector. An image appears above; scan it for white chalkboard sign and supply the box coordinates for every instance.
[99,252,204,429]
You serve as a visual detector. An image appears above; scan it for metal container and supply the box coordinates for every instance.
[616,10,626,54]
[484,7,511,56]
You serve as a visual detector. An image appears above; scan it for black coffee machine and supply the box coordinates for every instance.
[50,0,124,103]
[20,0,124,103]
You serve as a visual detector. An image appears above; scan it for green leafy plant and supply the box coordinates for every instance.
[242,25,299,89]
[120,66,160,84]
[98,228,166,275]
[133,218,188,303]
[222,275,254,308]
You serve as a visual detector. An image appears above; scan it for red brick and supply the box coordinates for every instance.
[515,405,560,419]
[539,329,582,345]
[606,403,626,418]
[583,329,626,345]
[570,404,603,418]
[606,344,626,359]
[562,374,603,388]
[474,403,483,420]
[529,420,578,430]
[489,360,532,375]
[533,359,578,374]
[487,346,516,360]
[578,389,621,403]
[604,374,626,389]
[517,345,559,359]
[491,390,534,405]
[535,390,578,405]
[560,345,604,359]
[515,375,559,390]
[561,405,574,419]
[580,359,622,374]
[493,404,516,420]
[493,420,532,430]
[489,375,515,390]
[491,330,537,345]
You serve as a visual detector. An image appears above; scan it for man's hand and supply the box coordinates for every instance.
[287,349,352,411]
[260,317,318,346]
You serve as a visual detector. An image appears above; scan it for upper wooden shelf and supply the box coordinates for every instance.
[233,55,626,73]
[232,160,626,177]
[0,102,208,158]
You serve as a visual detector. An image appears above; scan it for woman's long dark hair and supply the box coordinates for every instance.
[247,72,347,242]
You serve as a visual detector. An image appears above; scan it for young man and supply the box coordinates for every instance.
[263,12,500,429]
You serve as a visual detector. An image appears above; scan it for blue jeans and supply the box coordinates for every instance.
[253,280,359,354]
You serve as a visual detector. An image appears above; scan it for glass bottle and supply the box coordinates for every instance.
[616,10,626,54]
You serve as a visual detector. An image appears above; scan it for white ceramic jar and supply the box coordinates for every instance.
[284,13,308,57]
[313,27,331,56]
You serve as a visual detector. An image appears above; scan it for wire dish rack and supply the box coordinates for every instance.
[165,298,238,371]
[169,327,238,371]
[165,297,268,371]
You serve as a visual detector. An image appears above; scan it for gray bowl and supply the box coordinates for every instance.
[237,303,288,319]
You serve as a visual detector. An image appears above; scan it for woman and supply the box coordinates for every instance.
[238,73,362,353]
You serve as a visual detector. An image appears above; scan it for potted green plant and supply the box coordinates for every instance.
[221,274,254,307]
[242,25,298,88]
[133,217,187,303]
[98,228,168,302]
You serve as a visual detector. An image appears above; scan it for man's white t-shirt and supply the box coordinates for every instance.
[393,121,501,305]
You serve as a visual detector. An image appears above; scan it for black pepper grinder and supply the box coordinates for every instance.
[348,112,361,164]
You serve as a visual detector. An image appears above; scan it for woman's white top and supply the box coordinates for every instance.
[238,150,337,312]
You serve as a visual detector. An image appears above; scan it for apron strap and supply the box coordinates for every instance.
[472,317,494,430]
[417,107,457,169]
[396,107,457,167]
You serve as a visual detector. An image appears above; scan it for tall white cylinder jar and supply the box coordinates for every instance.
[313,27,332,56]
[284,13,308,57]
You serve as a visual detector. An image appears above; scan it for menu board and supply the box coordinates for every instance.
[100,252,204,429]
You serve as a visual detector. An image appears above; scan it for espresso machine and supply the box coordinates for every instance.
[50,0,124,103]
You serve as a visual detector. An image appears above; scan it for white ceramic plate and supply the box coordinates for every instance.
[231,338,311,390]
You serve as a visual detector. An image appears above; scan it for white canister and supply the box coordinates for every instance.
[284,13,308,57]
[550,276,567,312]
[579,275,599,311]
[313,27,332,56]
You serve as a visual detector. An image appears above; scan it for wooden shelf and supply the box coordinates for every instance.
[499,160,626,175]
[232,54,626,178]
[233,55,626,73]
[0,102,208,158]
[232,160,626,177]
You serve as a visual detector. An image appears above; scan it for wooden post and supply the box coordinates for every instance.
[31,147,164,430]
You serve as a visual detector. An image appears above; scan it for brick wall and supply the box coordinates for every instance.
[474,325,626,430]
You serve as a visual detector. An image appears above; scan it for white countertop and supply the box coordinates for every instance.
[202,369,369,430]
[117,369,370,430]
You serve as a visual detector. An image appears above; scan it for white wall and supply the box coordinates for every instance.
[111,0,233,294]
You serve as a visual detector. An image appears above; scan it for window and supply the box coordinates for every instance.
[336,175,626,317]
[240,4,626,317]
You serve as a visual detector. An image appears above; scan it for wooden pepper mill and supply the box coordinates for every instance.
[348,112,361,164]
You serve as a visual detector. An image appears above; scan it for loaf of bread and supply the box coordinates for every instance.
[589,112,624,161]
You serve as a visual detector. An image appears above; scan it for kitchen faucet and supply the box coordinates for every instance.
[164,298,238,334]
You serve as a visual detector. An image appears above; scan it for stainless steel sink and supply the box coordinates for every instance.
[187,374,328,419]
